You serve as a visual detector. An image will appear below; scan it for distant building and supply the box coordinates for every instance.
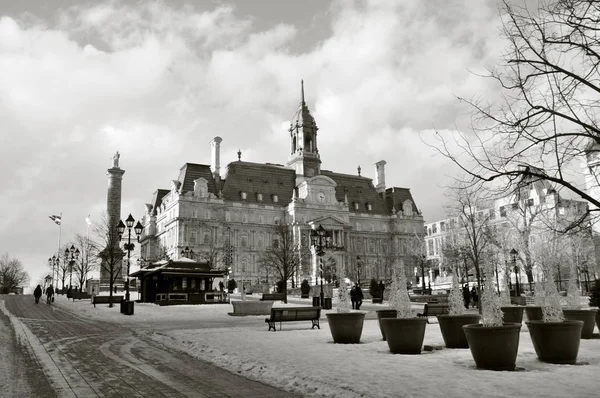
[139,83,425,290]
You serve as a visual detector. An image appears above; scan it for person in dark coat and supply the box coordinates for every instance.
[350,286,357,309]
[379,281,385,301]
[354,285,364,310]
[471,286,479,308]
[46,285,55,304]
[34,284,42,304]
[462,284,471,309]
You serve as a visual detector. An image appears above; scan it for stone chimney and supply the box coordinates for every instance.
[374,160,386,193]
[210,136,223,179]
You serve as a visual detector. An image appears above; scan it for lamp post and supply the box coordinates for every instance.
[48,256,59,289]
[510,248,520,297]
[181,246,195,259]
[117,214,143,303]
[310,224,331,307]
[356,255,362,286]
[65,245,80,292]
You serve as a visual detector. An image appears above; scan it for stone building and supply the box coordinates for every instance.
[139,83,425,289]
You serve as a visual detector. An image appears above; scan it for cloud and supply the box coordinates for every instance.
[0,0,505,283]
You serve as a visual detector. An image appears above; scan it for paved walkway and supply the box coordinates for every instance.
[1,295,300,398]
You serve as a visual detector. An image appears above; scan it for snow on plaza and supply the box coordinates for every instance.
[55,295,600,398]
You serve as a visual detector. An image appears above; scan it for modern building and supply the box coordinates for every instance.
[139,83,425,291]
[425,168,593,291]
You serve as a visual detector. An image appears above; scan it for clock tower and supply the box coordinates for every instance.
[287,80,321,184]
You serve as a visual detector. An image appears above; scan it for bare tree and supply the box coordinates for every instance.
[432,1,600,228]
[405,233,430,294]
[258,223,308,303]
[93,212,124,307]
[73,233,99,292]
[0,253,29,294]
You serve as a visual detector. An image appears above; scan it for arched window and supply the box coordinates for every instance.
[257,233,264,249]
[203,229,211,244]
[240,232,248,248]
[402,200,413,216]
[189,229,197,244]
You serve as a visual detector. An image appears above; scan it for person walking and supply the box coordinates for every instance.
[354,285,364,310]
[34,284,42,304]
[379,281,386,301]
[46,284,55,305]
[471,286,479,308]
[350,286,357,309]
[462,284,471,309]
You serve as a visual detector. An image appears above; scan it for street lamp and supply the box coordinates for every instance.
[356,255,362,286]
[48,256,59,288]
[310,224,331,307]
[181,246,195,259]
[65,245,80,292]
[510,248,520,297]
[117,214,143,303]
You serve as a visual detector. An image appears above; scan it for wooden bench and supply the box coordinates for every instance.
[92,295,124,307]
[417,303,449,323]
[260,293,286,301]
[265,307,321,331]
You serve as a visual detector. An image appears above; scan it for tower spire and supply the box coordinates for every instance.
[301,80,305,105]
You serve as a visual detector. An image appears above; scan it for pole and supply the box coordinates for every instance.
[55,212,62,287]
[125,227,131,302]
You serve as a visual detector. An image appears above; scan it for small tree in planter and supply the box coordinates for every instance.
[379,260,427,354]
[462,259,521,370]
[227,279,237,293]
[437,266,481,348]
[562,263,597,339]
[326,259,363,343]
[499,270,524,324]
[300,279,310,298]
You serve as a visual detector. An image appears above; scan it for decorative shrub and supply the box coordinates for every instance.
[566,263,582,309]
[589,279,600,307]
[369,278,381,299]
[300,279,311,295]
[499,271,511,306]
[480,261,503,327]
[336,261,351,313]
[448,269,466,316]
[227,279,237,292]
[389,261,413,318]
[276,280,285,293]
[539,266,565,323]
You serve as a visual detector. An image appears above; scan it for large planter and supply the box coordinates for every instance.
[562,309,598,339]
[326,312,365,344]
[596,309,600,333]
[380,317,427,354]
[501,306,524,324]
[376,309,397,341]
[462,323,522,371]
[526,320,583,364]
[525,306,542,321]
[437,314,481,348]
[230,300,273,316]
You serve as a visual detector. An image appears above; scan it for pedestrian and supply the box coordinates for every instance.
[219,281,224,292]
[471,286,478,308]
[46,284,55,305]
[355,285,364,310]
[350,286,357,309]
[379,281,386,301]
[34,284,42,304]
[462,284,470,309]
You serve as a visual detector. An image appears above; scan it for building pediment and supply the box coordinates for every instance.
[309,215,348,229]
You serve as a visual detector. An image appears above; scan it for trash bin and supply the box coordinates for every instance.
[122,300,135,315]
[312,296,320,307]
[323,297,332,310]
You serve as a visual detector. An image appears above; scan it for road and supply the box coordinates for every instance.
[0,294,299,398]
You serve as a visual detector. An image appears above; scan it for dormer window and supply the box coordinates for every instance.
[257,193,263,201]
[366,203,372,211]
[240,191,247,200]
[273,194,279,203]
[353,202,359,210]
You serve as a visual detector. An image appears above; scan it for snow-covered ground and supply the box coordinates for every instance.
[56,295,600,398]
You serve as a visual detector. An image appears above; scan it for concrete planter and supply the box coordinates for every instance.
[501,306,524,324]
[526,320,583,364]
[562,309,598,339]
[437,314,481,348]
[326,312,366,344]
[462,323,521,371]
[376,309,397,341]
[230,300,273,316]
[525,306,543,321]
[381,317,427,354]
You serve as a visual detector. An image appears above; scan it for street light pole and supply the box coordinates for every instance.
[510,248,520,297]
[66,245,80,292]
[117,214,143,303]
[310,224,331,307]
[356,255,362,286]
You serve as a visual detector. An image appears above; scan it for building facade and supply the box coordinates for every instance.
[139,84,425,289]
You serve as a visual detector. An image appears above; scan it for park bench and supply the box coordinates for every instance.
[260,292,286,301]
[92,295,124,307]
[265,306,321,331]
[71,291,91,301]
[417,303,449,323]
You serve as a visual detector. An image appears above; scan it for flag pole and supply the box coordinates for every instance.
[56,212,62,287]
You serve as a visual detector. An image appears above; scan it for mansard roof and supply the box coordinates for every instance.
[177,163,219,195]
[150,189,170,214]
[321,170,389,215]
[384,187,420,215]
[221,161,296,205]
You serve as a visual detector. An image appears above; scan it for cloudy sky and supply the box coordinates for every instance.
[1,0,508,284]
